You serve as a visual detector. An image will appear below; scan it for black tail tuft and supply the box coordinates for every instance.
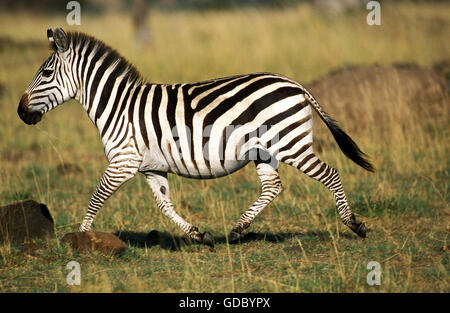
[322,113,375,172]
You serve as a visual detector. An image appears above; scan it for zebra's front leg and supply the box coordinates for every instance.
[144,171,215,248]
[229,162,283,243]
[79,162,139,232]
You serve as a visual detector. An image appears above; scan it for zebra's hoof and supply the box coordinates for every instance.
[228,231,243,244]
[352,222,366,238]
[201,232,215,248]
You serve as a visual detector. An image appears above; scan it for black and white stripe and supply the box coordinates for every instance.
[18,27,374,246]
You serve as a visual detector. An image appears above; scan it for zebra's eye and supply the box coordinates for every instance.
[42,69,53,77]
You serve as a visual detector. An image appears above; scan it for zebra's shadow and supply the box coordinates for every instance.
[113,230,344,251]
[114,230,186,251]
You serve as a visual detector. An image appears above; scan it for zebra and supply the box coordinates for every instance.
[18,27,374,247]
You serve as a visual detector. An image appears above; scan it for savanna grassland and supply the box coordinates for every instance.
[0,2,448,292]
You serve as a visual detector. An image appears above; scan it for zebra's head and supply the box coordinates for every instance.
[18,27,75,125]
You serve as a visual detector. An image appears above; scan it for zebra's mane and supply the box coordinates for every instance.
[53,31,145,85]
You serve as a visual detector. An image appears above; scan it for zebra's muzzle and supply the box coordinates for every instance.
[17,94,42,125]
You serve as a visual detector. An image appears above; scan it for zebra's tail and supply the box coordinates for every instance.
[304,92,375,172]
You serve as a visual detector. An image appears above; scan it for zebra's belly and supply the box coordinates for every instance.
[168,158,251,179]
[139,143,251,179]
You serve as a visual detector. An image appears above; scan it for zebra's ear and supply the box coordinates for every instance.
[53,27,69,53]
[47,28,57,52]
[47,28,54,42]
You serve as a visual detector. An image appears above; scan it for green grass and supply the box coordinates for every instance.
[0,2,449,292]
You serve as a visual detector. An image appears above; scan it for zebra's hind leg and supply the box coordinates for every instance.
[282,152,366,238]
[144,171,215,248]
[228,161,283,243]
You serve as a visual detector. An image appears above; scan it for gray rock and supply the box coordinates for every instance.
[0,199,54,243]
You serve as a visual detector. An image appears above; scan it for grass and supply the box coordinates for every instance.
[0,2,449,292]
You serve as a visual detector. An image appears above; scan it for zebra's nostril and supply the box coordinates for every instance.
[17,103,27,119]
[17,94,42,125]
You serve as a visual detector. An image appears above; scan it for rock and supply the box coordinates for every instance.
[308,65,448,119]
[61,232,127,256]
[306,64,449,135]
[0,200,54,243]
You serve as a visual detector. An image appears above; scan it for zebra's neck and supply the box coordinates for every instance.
[76,72,146,137]
[69,33,146,142]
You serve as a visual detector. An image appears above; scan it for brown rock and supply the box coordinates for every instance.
[61,232,127,256]
[0,200,54,243]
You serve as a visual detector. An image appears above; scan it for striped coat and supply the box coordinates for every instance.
[18,27,373,247]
